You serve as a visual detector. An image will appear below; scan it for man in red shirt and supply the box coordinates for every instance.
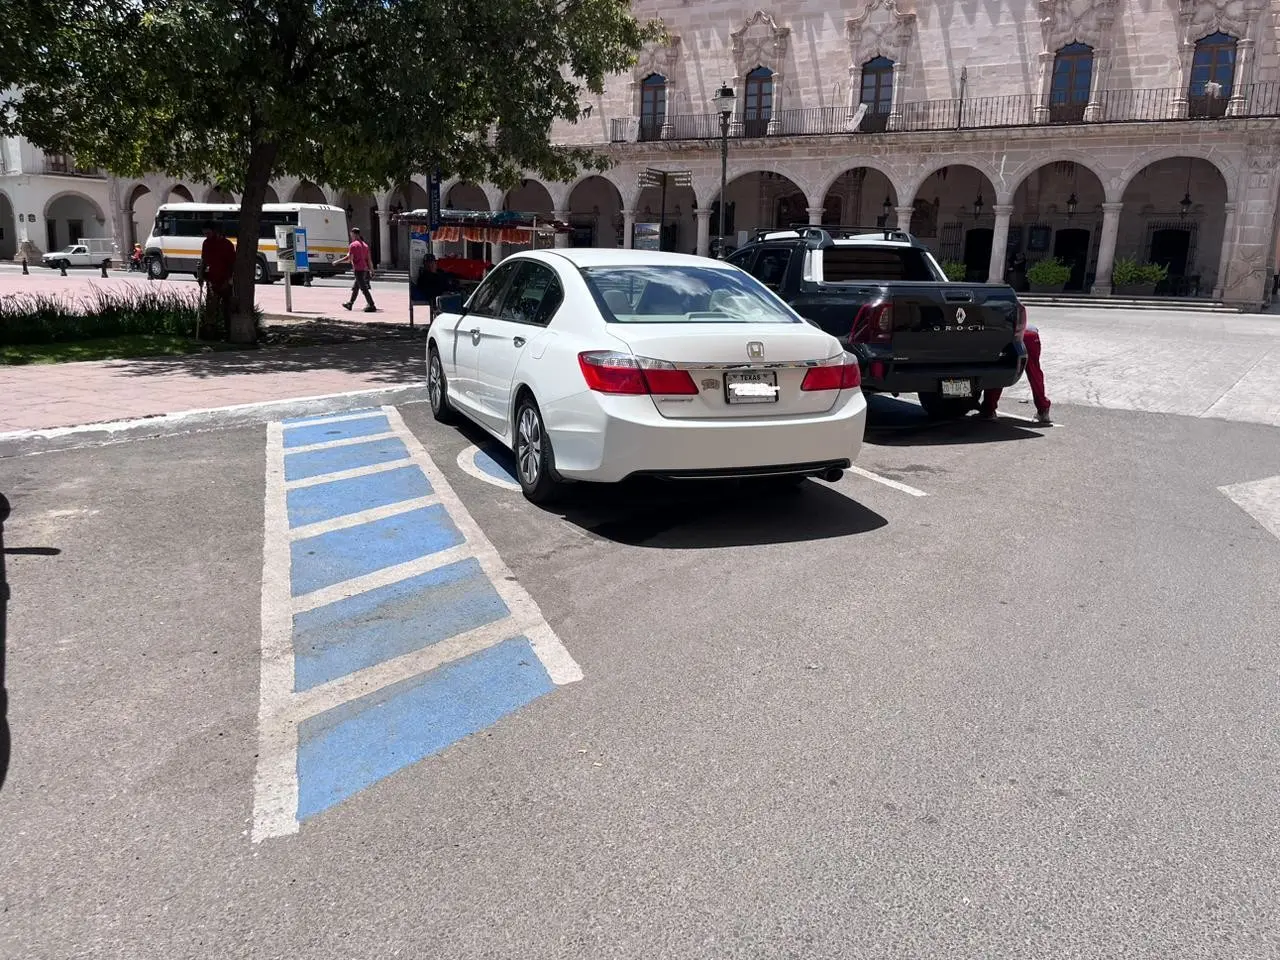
[337,227,377,312]
[200,221,237,337]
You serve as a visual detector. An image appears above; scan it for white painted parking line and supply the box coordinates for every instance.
[291,616,521,720]
[284,431,398,455]
[253,421,301,841]
[284,457,413,490]
[290,543,473,615]
[846,464,929,497]
[382,406,583,684]
[1219,474,1280,541]
[456,443,521,491]
[284,410,390,430]
[287,495,440,541]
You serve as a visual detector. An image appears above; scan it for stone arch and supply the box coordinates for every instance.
[203,185,235,204]
[1011,160,1110,291]
[43,190,106,223]
[290,181,327,204]
[166,183,194,203]
[698,160,816,209]
[445,182,491,211]
[815,159,907,209]
[124,183,156,247]
[0,187,16,260]
[566,175,625,248]
[819,167,901,229]
[1117,155,1231,295]
[263,185,280,204]
[502,179,554,214]
[43,191,109,251]
[702,169,809,251]
[1007,151,1113,202]
[903,157,1007,205]
[907,164,1001,280]
[1116,147,1236,204]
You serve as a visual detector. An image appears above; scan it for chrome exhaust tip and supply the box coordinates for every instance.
[821,467,845,483]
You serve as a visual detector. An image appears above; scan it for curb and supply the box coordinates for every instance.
[0,384,428,458]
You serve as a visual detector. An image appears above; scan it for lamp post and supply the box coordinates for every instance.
[713,83,736,257]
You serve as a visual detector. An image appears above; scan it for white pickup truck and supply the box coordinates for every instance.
[41,239,115,270]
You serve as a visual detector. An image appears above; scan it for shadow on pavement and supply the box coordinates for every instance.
[107,334,423,383]
[555,479,888,548]
[0,493,62,793]
[864,394,1044,446]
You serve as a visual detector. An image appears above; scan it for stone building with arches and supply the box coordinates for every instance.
[6,0,1280,305]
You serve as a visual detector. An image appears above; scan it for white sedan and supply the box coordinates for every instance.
[426,248,867,503]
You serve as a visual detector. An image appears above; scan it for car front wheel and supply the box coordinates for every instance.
[427,347,459,424]
[513,397,563,505]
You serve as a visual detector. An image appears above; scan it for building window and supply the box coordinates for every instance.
[860,56,895,132]
[1189,32,1237,117]
[1049,42,1093,123]
[744,66,774,137]
[639,74,667,142]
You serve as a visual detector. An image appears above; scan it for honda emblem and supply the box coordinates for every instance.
[747,341,764,359]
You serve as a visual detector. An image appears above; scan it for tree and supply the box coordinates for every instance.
[1,0,659,342]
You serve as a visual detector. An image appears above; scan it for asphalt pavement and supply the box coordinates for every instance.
[3,382,1280,957]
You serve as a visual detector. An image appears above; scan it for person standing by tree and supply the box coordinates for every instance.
[337,227,376,313]
[200,221,236,338]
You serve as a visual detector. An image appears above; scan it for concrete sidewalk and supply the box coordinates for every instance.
[0,338,424,435]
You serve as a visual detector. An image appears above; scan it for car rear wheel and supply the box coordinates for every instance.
[427,347,459,425]
[254,257,270,284]
[146,256,168,280]
[513,397,564,505]
[917,391,978,420]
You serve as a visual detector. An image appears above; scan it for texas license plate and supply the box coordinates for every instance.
[940,378,973,398]
[725,371,779,404]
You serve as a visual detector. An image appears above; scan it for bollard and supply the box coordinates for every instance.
[20,258,28,276]
[101,262,109,279]
[59,262,67,277]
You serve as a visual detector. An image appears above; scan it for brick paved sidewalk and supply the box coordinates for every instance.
[0,338,424,434]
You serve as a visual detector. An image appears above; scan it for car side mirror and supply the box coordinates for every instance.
[436,294,465,315]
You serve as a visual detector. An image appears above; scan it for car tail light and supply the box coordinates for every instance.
[1015,301,1028,339]
[578,351,698,395]
[801,355,862,391]
[851,302,893,344]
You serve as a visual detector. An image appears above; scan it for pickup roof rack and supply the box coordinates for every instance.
[750,224,916,247]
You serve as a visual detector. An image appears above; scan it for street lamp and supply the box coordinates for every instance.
[1179,191,1193,219]
[1066,192,1078,219]
[713,83,736,256]
[972,192,985,219]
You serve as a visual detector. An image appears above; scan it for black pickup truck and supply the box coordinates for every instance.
[727,226,1028,418]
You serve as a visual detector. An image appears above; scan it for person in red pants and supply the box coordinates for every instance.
[980,325,1052,424]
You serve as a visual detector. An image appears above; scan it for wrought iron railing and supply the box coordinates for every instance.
[608,82,1280,143]
[41,154,104,177]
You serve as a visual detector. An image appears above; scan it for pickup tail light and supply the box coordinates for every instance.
[851,302,893,344]
[801,355,862,391]
[578,351,698,395]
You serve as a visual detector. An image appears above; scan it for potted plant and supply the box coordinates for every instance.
[940,260,967,282]
[1111,257,1167,296]
[1026,256,1071,294]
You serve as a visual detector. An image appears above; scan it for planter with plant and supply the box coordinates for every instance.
[940,260,968,282]
[1026,257,1071,294]
[1110,257,1167,296]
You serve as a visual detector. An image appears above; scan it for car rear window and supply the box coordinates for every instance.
[581,265,801,324]
[819,246,942,283]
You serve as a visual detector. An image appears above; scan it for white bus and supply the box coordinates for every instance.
[143,202,350,283]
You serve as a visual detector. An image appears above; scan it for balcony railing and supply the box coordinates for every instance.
[41,154,104,177]
[607,82,1280,143]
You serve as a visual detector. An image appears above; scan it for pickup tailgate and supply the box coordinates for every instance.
[885,282,1019,362]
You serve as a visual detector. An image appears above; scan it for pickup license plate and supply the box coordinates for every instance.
[725,371,779,404]
[940,378,973,398]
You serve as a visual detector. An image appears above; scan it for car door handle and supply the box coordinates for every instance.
[512,336,526,348]
[470,327,481,345]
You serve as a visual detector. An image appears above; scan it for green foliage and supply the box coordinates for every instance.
[940,260,968,281]
[0,287,260,344]
[0,335,210,365]
[0,0,660,339]
[1026,257,1071,286]
[1111,257,1169,287]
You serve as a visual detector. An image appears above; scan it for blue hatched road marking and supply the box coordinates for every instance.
[252,405,582,841]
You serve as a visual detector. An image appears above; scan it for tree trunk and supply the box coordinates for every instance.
[229,141,280,344]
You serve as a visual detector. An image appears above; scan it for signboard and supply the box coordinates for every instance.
[632,221,661,251]
[428,170,442,230]
[294,227,309,272]
[637,168,692,189]
[408,229,432,328]
[274,225,297,273]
